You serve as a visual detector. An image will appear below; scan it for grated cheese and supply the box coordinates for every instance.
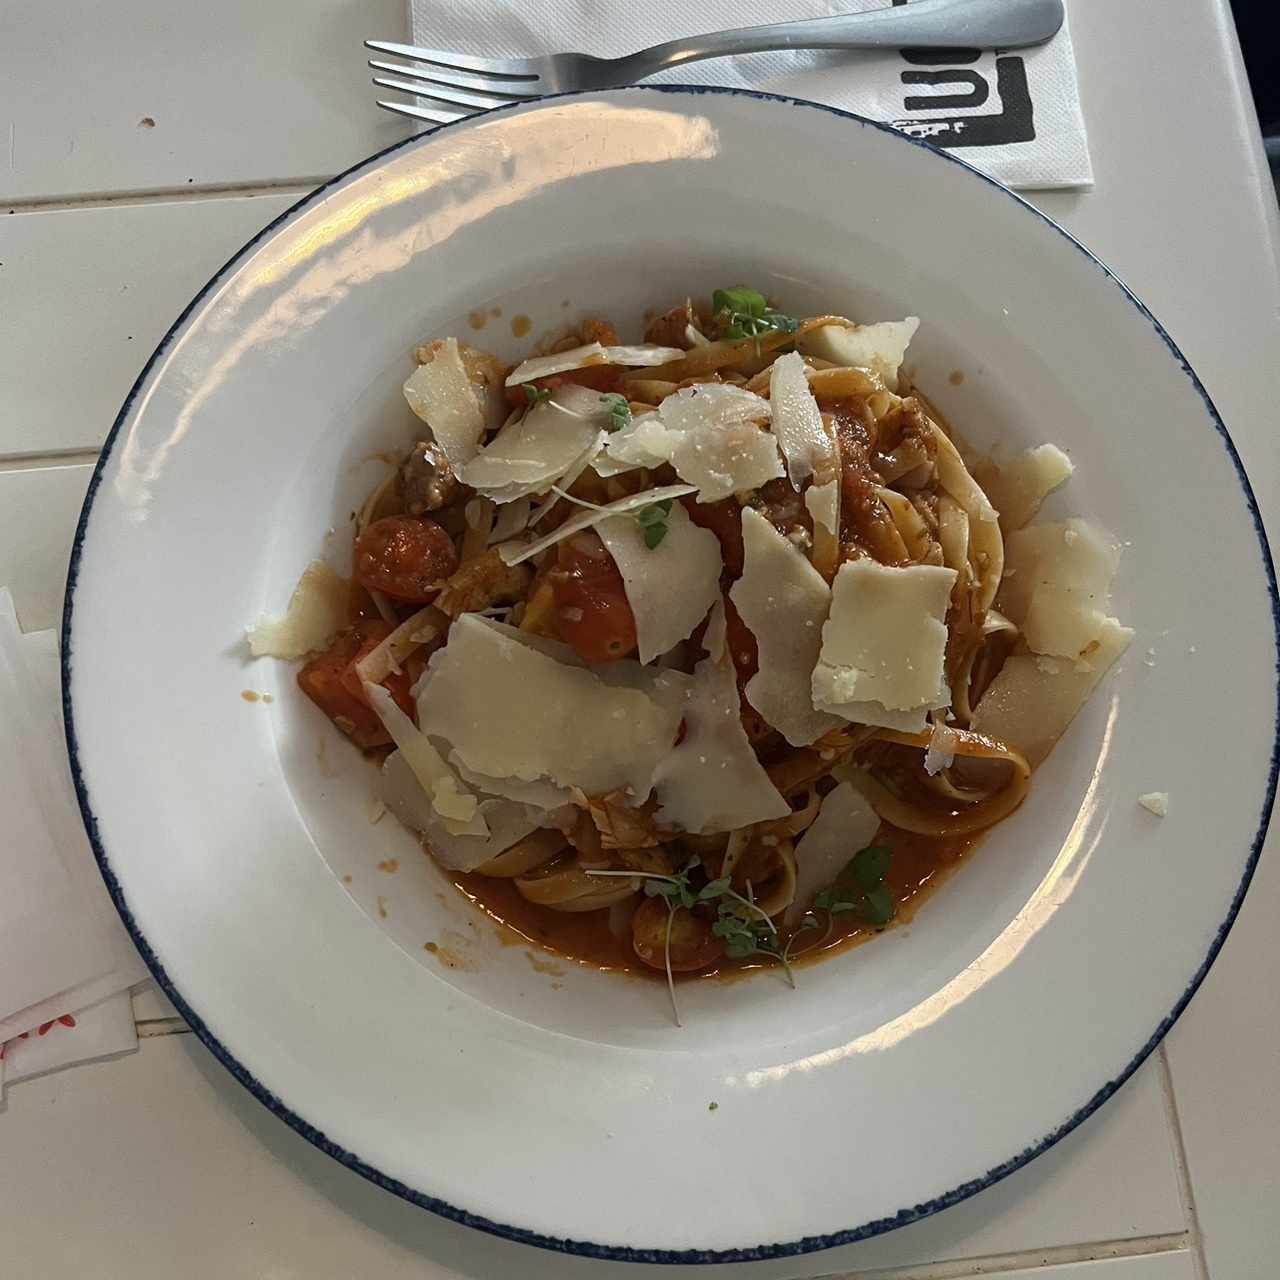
[923,722,960,775]
[651,604,791,833]
[784,782,881,927]
[415,615,680,797]
[597,502,721,663]
[403,337,487,467]
[796,317,919,390]
[1138,791,1169,817]
[730,509,840,746]
[246,560,347,659]
[812,560,956,730]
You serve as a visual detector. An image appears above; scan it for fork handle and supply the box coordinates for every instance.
[629,0,1063,78]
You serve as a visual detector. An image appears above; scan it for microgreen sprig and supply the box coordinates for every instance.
[523,383,552,405]
[635,498,673,549]
[813,845,897,927]
[600,392,631,433]
[711,285,798,342]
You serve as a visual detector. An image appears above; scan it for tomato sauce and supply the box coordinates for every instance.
[447,825,979,982]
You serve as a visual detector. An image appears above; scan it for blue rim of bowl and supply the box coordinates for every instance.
[61,84,1280,1266]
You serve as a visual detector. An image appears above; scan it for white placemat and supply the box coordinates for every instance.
[407,0,1092,188]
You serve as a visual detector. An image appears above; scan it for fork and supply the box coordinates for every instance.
[369,0,1063,126]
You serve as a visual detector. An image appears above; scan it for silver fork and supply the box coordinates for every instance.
[369,0,1063,125]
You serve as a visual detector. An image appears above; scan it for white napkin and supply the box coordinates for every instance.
[407,0,1092,188]
[0,593,146,1050]
[0,991,136,1092]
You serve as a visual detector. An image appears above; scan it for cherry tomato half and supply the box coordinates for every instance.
[550,531,637,663]
[354,516,458,603]
[296,620,417,749]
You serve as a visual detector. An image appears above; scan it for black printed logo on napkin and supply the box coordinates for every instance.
[885,3,1035,150]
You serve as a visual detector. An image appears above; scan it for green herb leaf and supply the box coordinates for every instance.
[600,392,630,433]
[635,498,673,549]
[699,876,732,901]
[711,285,797,341]
[523,383,552,404]
[851,845,892,891]
[708,1101,719,1112]
[712,286,767,318]
[861,884,896,927]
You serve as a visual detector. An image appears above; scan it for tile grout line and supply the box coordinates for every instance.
[1155,1044,1212,1280]
[0,449,102,473]
[4,177,332,215]
[819,1230,1192,1280]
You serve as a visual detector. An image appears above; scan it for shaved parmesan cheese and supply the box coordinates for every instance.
[354,605,446,685]
[404,337,487,467]
[380,751,535,872]
[1138,791,1169,817]
[597,383,781,500]
[702,596,727,664]
[970,616,1132,766]
[504,343,607,387]
[593,411,671,476]
[784,782,881,927]
[602,344,685,366]
[805,479,839,537]
[924,722,960,775]
[363,682,486,836]
[489,495,532,543]
[769,352,831,488]
[450,754,574,811]
[973,445,1074,533]
[415,615,680,797]
[504,343,687,387]
[459,391,603,502]
[730,509,839,746]
[597,503,721,663]
[652,606,790,833]
[496,484,697,566]
[663,385,782,501]
[246,560,347,659]
[797,317,920,390]
[812,560,957,730]
[1000,519,1122,659]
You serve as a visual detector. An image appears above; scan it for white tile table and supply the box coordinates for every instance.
[1,2,1276,1277]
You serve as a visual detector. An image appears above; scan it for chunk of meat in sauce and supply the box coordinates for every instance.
[435,548,531,618]
[397,440,460,516]
[826,398,908,565]
[631,898,723,971]
[643,299,701,349]
[296,620,421,749]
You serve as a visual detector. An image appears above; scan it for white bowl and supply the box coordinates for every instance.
[64,87,1278,1264]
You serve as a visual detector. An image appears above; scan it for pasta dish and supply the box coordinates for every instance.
[248,288,1131,1020]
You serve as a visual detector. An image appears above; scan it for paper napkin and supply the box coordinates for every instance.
[407,0,1092,188]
